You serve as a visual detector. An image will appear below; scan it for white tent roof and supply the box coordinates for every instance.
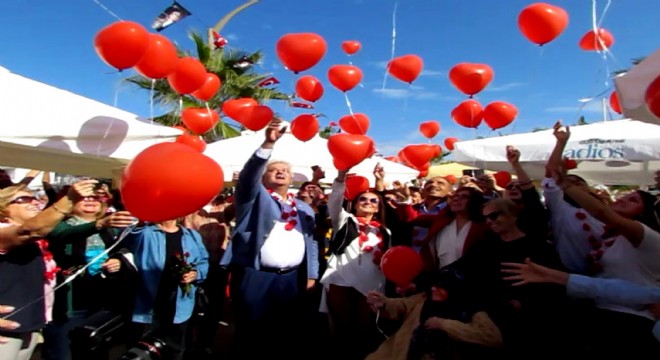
[0,66,182,178]
[204,126,419,185]
[615,49,660,125]
[453,119,660,186]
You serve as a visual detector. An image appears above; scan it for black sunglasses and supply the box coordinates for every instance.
[9,195,38,205]
[483,211,503,221]
[357,196,379,204]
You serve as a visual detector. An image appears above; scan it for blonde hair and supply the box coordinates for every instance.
[0,184,29,214]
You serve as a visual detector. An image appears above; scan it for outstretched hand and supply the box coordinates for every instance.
[552,120,570,143]
[263,118,286,147]
[501,257,568,286]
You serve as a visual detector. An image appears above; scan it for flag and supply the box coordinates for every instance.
[258,77,280,87]
[290,101,314,109]
[152,2,191,32]
[212,31,228,49]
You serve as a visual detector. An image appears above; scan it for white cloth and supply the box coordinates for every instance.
[597,224,660,320]
[433,220,472,269]
[259,192,305,270]
[542,177,605,273]
[319,180,386,313]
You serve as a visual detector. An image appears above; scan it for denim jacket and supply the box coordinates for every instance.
[127,224,209,324]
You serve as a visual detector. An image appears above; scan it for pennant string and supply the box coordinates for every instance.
[381,0,399,90]
[1,225,136,321]
[91,0,123,21]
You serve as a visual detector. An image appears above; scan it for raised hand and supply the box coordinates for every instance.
[552,120,570,143]
[506,145,521,165]
[68,179,98,202]
[263,117,286,146]
[373,163,385,180]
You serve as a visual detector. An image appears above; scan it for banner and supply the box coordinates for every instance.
[152,2,191,32]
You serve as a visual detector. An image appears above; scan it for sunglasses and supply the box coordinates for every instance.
[357,196,379,204]
[9,195,38,205]
[483,211,503,221]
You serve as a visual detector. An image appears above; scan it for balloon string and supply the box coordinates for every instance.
[178,97,184,125]
[344,92,355,117]
[150,79,155,125]
[510,46,544,135]
[1,225,136,322]
[91,0,123,21]
[381,0,398,90]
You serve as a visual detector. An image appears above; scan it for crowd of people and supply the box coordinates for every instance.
[1,117,660,360]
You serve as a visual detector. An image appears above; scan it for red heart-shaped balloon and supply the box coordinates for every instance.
[444,137,459,151]
[338,113,370,135]
[191,73,222,102]
[276,33,327,73]
[341,40,362,55]
[181,108,219,135]
[235,105,274,131]
[295,75,324,102]
[419,121,441,139]
[135,33,178,79]
[167,57,208,95]
[328,65,363,92]
[493,171,513,188]
[387,55,424,84]
[451,100,484,128]
[518,3,569,46]
[449,63,494,97]
[400,144,437,169]
[579,28,614,51]
[483,101,518,130]
[327,133,375,170]
[176,133,207,153]
[609,91,622,115]
[290,114,319,142]
[121,142,224,222]
[222,98,258,121]
[94,21,149,71]
[344,174,370,200]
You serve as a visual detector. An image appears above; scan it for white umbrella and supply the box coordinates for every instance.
[204,126,419,186]
[453,119,660,185]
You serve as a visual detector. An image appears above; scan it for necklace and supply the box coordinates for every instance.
[270,190,298,231]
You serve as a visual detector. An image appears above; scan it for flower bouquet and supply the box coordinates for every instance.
[172,252,196,297]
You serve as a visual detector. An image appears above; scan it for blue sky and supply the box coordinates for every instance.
[0,0,657,157]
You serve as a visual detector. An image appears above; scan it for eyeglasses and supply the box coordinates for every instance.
[357,196,379,204]
[8,196,38,205]
[483,211,503,221]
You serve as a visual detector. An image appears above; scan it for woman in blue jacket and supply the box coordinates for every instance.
[126,219,209,360]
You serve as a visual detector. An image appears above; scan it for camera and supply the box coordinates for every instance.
[120,334,169,360]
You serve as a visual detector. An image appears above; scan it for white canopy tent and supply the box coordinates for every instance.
[614,49,660,126]
[452,119,660,186]
[204,127,419,186]
[0,66,182,178]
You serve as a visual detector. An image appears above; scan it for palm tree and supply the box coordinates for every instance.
[125,31,289,141]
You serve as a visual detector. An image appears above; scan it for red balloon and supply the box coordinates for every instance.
[276,33,327,73]
[222,98,258,121]
[493,171,513,188]
[173,125,188,133]
[449,63,494,97]
[579,28,614,51]
[445,175,457,184]
[328,65,363,92]
[518,3,569,46]
[341,40,362,55]
[135,34,178,79]
[167,57,208,95]
[235,105,274,131]
[400,144,437,169]
[451,100,484,128]
[176,133,207,153]
[564,158,578,170]
[181,108,219,135]
[192,73,222,102]
[290,114,320,141]
[444,137,459,151]
[344,174,369,200]
[483,101,518,130]
[380,246,423,287]
[384,156,399,163]
[327,133,375,170]
[387,55,424,84]
[645,75,660,119]
[418,169,429,178]
[94,21,149,71]
[295,75,324,102]
[121,142,223,222]
[609,91,622,114]
[338,113,370,135]
[419,121,440,139]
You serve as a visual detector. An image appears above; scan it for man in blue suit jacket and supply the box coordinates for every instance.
[223,118,319,358]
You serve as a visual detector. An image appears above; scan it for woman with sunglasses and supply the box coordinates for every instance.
[319,168,391,360]
[0,180,97,360]
[447,198,569,359]
[544,165,660,357]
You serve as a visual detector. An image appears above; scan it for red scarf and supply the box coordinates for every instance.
[356,217,385,265]
[269,190,298,231]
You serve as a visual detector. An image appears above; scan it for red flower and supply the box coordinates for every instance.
[363,245,374,253]
[575,212,587,220]
[582,223,591,232]
[184,252,190,258]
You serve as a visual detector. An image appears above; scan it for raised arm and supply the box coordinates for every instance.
[328,170,350,230]
[373,163,385,192]
[545,121,570,178]
[506,146,533,190]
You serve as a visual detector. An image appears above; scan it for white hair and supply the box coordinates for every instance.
[262,160,293,177]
